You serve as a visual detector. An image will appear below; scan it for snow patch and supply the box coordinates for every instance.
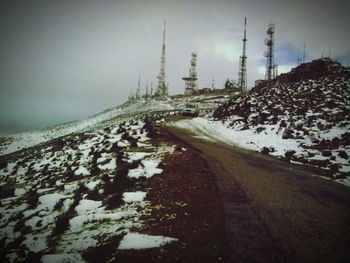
[118,233,177,250]
[122,191,147,203]
[41,253,87,263]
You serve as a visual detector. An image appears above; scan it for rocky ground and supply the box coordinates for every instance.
[213,58,350,180]
[0,115,224,262]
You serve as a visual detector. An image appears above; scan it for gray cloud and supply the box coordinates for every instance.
[1,0,349,133]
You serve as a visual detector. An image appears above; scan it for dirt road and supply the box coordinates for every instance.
[167,120,350,263]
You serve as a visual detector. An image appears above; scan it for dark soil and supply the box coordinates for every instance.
[116,119,225,263]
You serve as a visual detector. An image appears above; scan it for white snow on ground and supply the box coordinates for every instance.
[336,177,350,187]
[118,233,178,250]
[41,253,87,263]
[75,200,102,215]
[126,152,152,162]
[0,96,224,157]
[74,166,90,176]
[97,158,117,171]
[122,191,147,203]
[0,100,175,156]
[14,188,26,196]
[84,180,100,190]
[39,193,67,211]
[169,118,301,155]
[128,159,164,179]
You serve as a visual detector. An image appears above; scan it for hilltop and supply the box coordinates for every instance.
[212,58,350,180]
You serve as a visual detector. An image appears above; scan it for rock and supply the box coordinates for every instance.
[282,128,293,139]
[261,147,270,155]
[341,132,350,146]
[255,127,266,134]
[0,184,15,198]
[285,150,296,160]
[279,120,287,128]
[338,150,349,159]
[331,137,341,148]
[322,150,332,157]
[330,163,341,173]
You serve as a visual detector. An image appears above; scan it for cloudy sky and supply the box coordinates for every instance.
[0,0,349,133]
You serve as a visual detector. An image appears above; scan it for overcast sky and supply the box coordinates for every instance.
[1,0,349,133]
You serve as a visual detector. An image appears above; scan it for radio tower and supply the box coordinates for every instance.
[264,23,275,82]
[155,20,168,99]
[136,73,141,100]
[238,17,247,92]
[183,52,198,95]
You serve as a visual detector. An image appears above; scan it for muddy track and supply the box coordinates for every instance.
[167,123,350,263]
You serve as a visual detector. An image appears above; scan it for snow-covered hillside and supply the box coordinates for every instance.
[211,59,350,182]
[0,94,231,262]
[0,116,177,262]
[0,93,228,158]
[0,101,173,157]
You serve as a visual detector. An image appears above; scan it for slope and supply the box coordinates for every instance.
[212,58,350,181]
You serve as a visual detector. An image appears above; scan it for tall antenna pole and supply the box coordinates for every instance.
[145,80,149,99]
[137,73,141,100]
[156,20,167,99]
[183,52,198,96]
[264,23,275,83]
[303,42,306,63]
[328,44,331,58]
[238,17,248,92]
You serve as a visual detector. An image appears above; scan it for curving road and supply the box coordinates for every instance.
[167,119,350,263]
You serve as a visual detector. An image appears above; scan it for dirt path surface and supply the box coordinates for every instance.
[166,118,350,263]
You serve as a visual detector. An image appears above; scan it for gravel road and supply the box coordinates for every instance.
[167,121,350,263]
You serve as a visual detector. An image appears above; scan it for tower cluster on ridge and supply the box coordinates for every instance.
[127,18,287,102]
[128,76,154,102]
[128,20,167,102]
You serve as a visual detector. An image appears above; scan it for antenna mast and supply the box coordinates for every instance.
[183,52,198,95]
[156,20,168,99]
[137,74,141,100]
[264,23,275,82]
[238,17,248,92]
[145,80,149,99]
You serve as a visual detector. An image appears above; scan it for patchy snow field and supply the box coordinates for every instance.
[0,117,176,262]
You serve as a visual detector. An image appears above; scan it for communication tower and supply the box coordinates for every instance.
[155,20,168,99]
[238,17,247,92]
[182,52,198,95]
[264,23,275,82]
[136,74,141,100]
